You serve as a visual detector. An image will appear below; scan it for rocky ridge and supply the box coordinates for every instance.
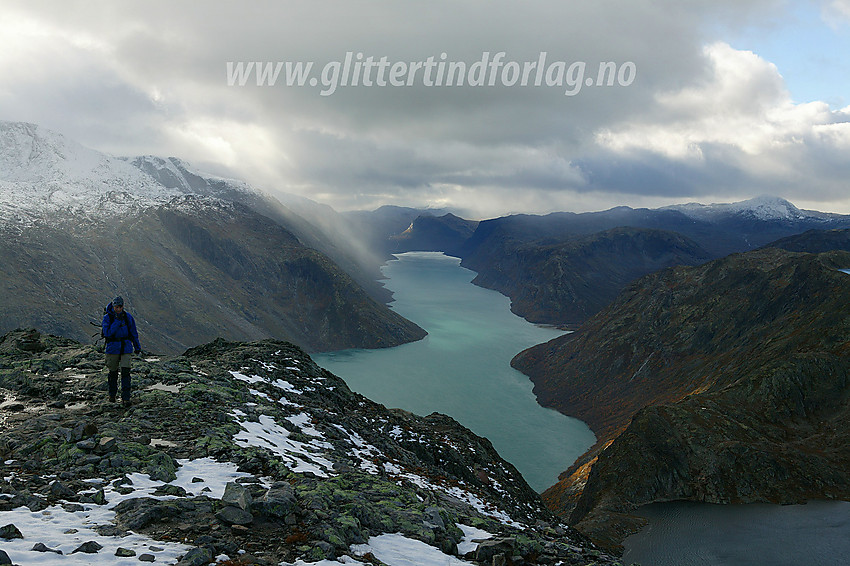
[0,330,626,565]
[766,228,850,254]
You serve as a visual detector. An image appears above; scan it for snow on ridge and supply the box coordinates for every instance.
[0,121,181,220]
[122,155,259,199]
[663,195,810,222]
[230,412,336,477]
[0,121,263,224]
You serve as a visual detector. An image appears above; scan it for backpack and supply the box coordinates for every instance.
[90,307,115,350]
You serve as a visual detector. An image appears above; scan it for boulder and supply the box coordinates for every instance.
[0,524,22,540]
[423,506,446,531]
[48,481,76,500]
[75,439,96,451]
[71,541,103,554]
[32,542,62,554]
[475,538,515,563]
[71,422,98,442]
[96,437,117,454]
[221,482,252,511]
[177,546,214,566]
[215,505,253,526]
[146,452,178,482]
[255,482,297,519]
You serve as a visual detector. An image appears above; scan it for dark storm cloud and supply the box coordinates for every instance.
[3,0,849,215]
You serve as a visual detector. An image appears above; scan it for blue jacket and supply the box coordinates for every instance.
[102,302,141,355]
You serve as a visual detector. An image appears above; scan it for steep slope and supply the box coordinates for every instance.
[0,121,426,353]
[390,213,479,255]
[466,227,712,327]
[0,197,425,353]
[128,156,392,303]
[512,248,850,548]
[766,228,850,254]
[0,330,620,565]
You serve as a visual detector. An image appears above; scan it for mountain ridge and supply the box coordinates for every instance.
[511,247,850,549]
[456,199,850,329]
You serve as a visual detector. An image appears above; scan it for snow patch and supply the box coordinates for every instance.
[0,457,250,565]
[229,370,264,385]
[231,413,335,477]
[352,533,477,565]
[457,524,494,555]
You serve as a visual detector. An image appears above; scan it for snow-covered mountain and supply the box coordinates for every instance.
[0,121,274,227]
[662,195,829,222]
[0,121,183,221]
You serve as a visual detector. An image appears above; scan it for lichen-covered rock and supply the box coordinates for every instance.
[177,546,214,566]
[145,451,178,483]
[0,332,620,565]
[255,482,297,519]
[221,482,252,511]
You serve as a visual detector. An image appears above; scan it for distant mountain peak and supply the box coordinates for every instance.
[664,195,806,222]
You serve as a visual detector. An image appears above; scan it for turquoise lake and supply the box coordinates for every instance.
[314,251,596,492]
[316,252,850,564]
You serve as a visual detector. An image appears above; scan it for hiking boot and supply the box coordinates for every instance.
[109,395,116,403]
[122,399,132,408]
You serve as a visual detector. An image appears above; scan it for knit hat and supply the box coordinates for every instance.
[112,296,124,307]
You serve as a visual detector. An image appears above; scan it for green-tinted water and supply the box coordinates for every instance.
[314,252,595,492]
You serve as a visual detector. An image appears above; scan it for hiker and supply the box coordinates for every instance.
[102,296,141,406]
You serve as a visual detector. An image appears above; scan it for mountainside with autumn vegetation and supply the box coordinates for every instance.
[512,247,850,549]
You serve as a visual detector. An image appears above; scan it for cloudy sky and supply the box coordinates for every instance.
[2,1,850,217]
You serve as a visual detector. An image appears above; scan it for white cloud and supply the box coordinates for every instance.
[591,42,850,201]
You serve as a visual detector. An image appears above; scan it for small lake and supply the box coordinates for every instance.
[623,500,850,566]
[314,252,596,492]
